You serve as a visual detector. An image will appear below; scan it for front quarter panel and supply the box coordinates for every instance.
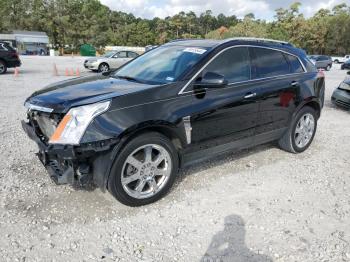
[80,82,192,146]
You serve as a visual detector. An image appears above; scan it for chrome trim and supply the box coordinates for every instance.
[183,116,192,144]
[225,37,290,45]
[24,102,53,113]
[178,45,307,95]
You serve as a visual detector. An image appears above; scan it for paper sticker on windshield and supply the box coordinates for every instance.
[166,76,174,81]
[183,48,207,55]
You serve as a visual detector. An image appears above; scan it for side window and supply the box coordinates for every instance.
[285,54,304,73]
[253,48,290,78]
[128,52,138,58]
[116,51,127,58]
[203,47,251,83]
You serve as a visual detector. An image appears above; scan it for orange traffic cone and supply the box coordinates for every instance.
[70,68,74,76]
[14,67,19,77]
[65,68,69,76]
[76,68,80,77]
[53,63,58,76]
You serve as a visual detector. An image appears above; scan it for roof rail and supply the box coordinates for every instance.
[227,37,292,46]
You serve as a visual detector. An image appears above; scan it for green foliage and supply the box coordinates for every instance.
[0,0,349,55]
[206,3,350,55]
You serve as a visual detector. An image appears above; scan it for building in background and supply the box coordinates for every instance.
[0,31,49,55]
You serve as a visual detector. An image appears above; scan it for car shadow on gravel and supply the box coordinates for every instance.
[176,143,277,188]
[201,214,272,262]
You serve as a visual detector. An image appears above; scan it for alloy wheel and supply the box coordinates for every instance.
[0,63,5,74]
[294,113,315,149]
[121,144,172,199]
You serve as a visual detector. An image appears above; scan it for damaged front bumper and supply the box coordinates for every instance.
[21,120,117,188]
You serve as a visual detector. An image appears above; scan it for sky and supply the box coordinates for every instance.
[100,0,347,20]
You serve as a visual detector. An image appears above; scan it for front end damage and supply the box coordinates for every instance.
[21,109,118,189]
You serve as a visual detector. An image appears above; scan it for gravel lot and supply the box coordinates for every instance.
[0,56,350,262]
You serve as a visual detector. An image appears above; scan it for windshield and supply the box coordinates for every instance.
[114,45,209,85]
[102,52,115,58]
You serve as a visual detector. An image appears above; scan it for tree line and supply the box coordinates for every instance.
[0,0,349,55]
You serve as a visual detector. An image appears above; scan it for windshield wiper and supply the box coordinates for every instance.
[116,75,142,83]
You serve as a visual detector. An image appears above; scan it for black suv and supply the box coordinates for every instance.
[22,38,325,206]
[0,41,21,74]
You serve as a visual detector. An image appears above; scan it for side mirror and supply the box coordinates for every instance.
[194,72,228,88]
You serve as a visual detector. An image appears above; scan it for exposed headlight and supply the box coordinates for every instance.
[339,82,350,91]
[49,101,110,145]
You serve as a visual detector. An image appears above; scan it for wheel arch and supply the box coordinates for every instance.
[95,120,187,191]
[294,99,321,119]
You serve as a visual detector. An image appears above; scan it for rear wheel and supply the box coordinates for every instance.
[279,106,317,153]
[98,63,109,73]
[334,59,339,64]
[0,60,7,74]
[108,132,179,206]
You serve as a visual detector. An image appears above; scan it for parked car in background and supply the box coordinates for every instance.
[332,71,350,109]
[308,55,332,71]
[23,38,324,206]
[332,55,350,64]
[341,60,350,70]
[0,41,21,74]
[84,51,139,72]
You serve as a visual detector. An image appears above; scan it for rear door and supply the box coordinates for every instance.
[251,47,305,140]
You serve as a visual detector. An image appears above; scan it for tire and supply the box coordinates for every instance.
[326,65,331,71]
[98,63,109,73]
[108,132,179,206]
[334,60,339,64]
[278,106,318,154]
[0,60,7,74]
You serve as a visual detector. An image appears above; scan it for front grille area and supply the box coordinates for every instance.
[27,111,63,141]
[335,100,350,108]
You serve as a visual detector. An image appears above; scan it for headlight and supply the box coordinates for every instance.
[49,101,110,145]
[339,82,350,91]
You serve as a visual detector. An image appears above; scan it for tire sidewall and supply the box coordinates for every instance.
[98,63,109,72]
[290,107,317,153]
[108,133,179,206]
[0,61,7,74]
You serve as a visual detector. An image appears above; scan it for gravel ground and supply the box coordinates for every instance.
[0,56,350,262]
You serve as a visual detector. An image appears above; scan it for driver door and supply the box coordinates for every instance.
[186,47,260,150]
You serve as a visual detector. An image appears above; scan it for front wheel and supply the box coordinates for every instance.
[108,132,179,206]
[98,63,109,73]
[326,65,331,71]
[0,61,7,74]
[279,106,318,153]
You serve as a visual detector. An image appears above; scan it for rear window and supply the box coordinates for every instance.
[252,48,290,78]
[285,54,304,73]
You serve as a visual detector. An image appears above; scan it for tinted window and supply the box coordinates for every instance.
[203,47,251,83]
[128,51,138,58]
[0,44,7,51]
[253,48,290,78]
[285,54,304,73]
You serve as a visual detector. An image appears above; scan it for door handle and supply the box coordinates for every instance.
[244,92,257,99]
[291,81,299,87]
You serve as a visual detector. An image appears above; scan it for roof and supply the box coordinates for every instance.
[0,34,16,40]
[12,30,48,37]
[164,37,304,57]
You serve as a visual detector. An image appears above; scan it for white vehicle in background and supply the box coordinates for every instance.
[332,55,350,64]
[84,51,139,72]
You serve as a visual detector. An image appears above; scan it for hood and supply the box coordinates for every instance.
[26,74,154,113]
